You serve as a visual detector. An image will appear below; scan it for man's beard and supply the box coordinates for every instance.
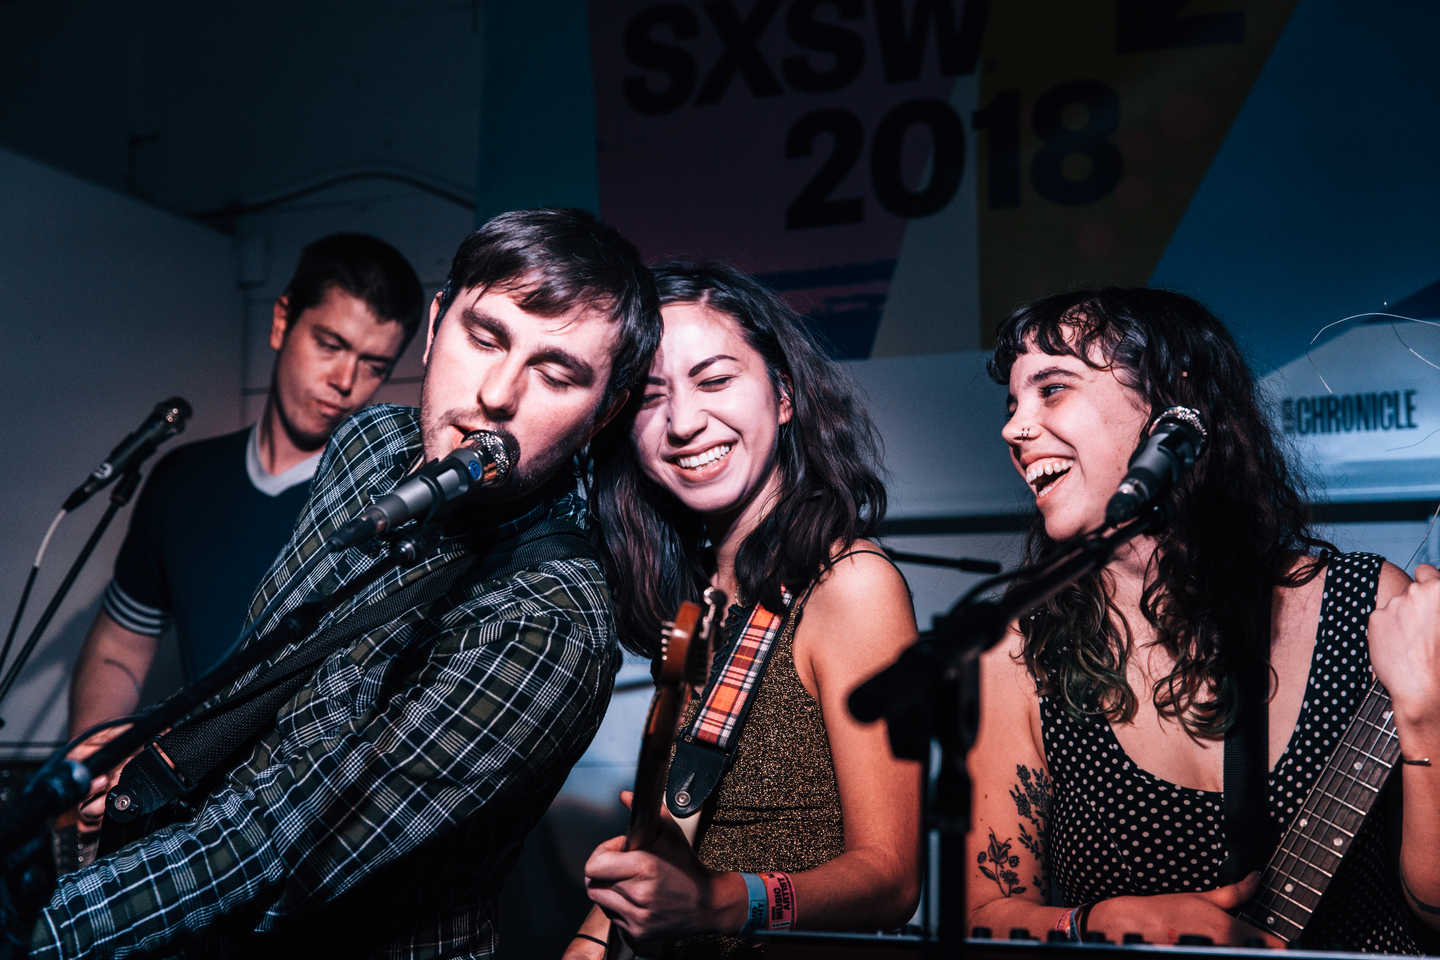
[419,403,597,500]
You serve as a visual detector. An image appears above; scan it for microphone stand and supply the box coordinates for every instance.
[849,505,1168,959]
[0,471,144,717]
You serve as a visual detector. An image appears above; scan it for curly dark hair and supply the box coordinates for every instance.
[589,260,887,657]
[987,288,1335,738]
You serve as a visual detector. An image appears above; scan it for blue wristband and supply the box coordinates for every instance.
[738,872,769,935]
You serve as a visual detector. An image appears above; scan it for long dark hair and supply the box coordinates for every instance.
[988,288,1334,737]
[590,261,887,657]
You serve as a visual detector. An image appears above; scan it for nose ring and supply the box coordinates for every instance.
[1018,426,1034,441]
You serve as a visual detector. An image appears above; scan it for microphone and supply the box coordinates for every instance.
[1104,405,1207,527]
[330,430,520,548]
[63,398,193,511]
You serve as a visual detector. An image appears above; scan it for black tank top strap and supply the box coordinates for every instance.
[793,547,911,613]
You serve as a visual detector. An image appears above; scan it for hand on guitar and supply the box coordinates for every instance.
[1369,563,1440,745]
[1085,873,1284,948]
[1368,561,1440,931]
[63,722,137,839]
[584,791,747,943]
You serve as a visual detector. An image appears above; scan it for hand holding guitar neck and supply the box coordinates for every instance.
[602,587,724,960]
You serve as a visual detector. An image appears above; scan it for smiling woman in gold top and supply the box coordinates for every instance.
[567,261,921,959]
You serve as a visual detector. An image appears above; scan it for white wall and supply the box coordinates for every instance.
[848,350,1030,519]
[0,147,243,751]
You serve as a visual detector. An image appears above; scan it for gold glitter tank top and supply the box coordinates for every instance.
[672,601,846,960]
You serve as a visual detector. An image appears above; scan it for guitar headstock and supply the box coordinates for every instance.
[687,587,726,688]
[655,587,726,690]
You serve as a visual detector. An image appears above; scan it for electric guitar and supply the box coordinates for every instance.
[1238,675,1401,942]
[607,586,726,960]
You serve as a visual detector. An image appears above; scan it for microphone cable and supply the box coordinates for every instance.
[0,398,193,718]
[0,474,143,715]
[0,510,67,685]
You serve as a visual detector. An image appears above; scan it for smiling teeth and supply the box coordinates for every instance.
[1025,458,1074,486]
[678,445,732,469]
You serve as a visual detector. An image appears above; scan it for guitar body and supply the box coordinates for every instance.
[607,590,724,960]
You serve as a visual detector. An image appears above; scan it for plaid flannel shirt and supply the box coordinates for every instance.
[33,405,620,959]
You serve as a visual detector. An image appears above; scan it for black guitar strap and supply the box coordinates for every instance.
[1219,589,1276,884]
[100,518,597,851]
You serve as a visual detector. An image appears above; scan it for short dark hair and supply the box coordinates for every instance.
[282,233,424,358]
[435,208,660,410]
[590,260,887,656]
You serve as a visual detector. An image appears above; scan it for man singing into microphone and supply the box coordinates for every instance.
[31,208,659,960]
[67,234,424,787]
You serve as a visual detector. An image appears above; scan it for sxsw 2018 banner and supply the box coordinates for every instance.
[587,0,1296,358]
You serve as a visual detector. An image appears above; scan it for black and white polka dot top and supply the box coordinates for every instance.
[1040,552,1417,952]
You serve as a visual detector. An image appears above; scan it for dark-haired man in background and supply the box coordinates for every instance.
[34,208,660,959]
[65,234,424,847]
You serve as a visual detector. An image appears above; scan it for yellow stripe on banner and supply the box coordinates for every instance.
[976,0,1298,343]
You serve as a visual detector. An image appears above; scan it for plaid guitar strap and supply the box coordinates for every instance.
[666,586,795,818]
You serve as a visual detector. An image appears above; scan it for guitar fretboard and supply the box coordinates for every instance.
[1237,676,1399,942]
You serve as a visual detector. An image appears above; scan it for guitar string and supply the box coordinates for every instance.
[1248,678,1388,924]
[1261,679,1393,924]
[1280,684,1398,921]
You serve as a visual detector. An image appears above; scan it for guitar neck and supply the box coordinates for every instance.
[1238,676,1399,942]
[624,684,688,851]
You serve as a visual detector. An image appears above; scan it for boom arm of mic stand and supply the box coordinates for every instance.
[937,509,1161,669]
[849,506,1164,727]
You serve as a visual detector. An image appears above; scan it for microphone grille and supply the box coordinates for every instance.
[462,430,521,486]
[1152,405,1206,442]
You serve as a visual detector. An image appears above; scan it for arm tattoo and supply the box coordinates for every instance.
[103,658,143,695]
[978,829,1026,897]
[976,765,1052,900]
[1010,764,1052,897]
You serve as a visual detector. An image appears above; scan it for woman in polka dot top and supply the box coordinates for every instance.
[965,288,1440,952]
